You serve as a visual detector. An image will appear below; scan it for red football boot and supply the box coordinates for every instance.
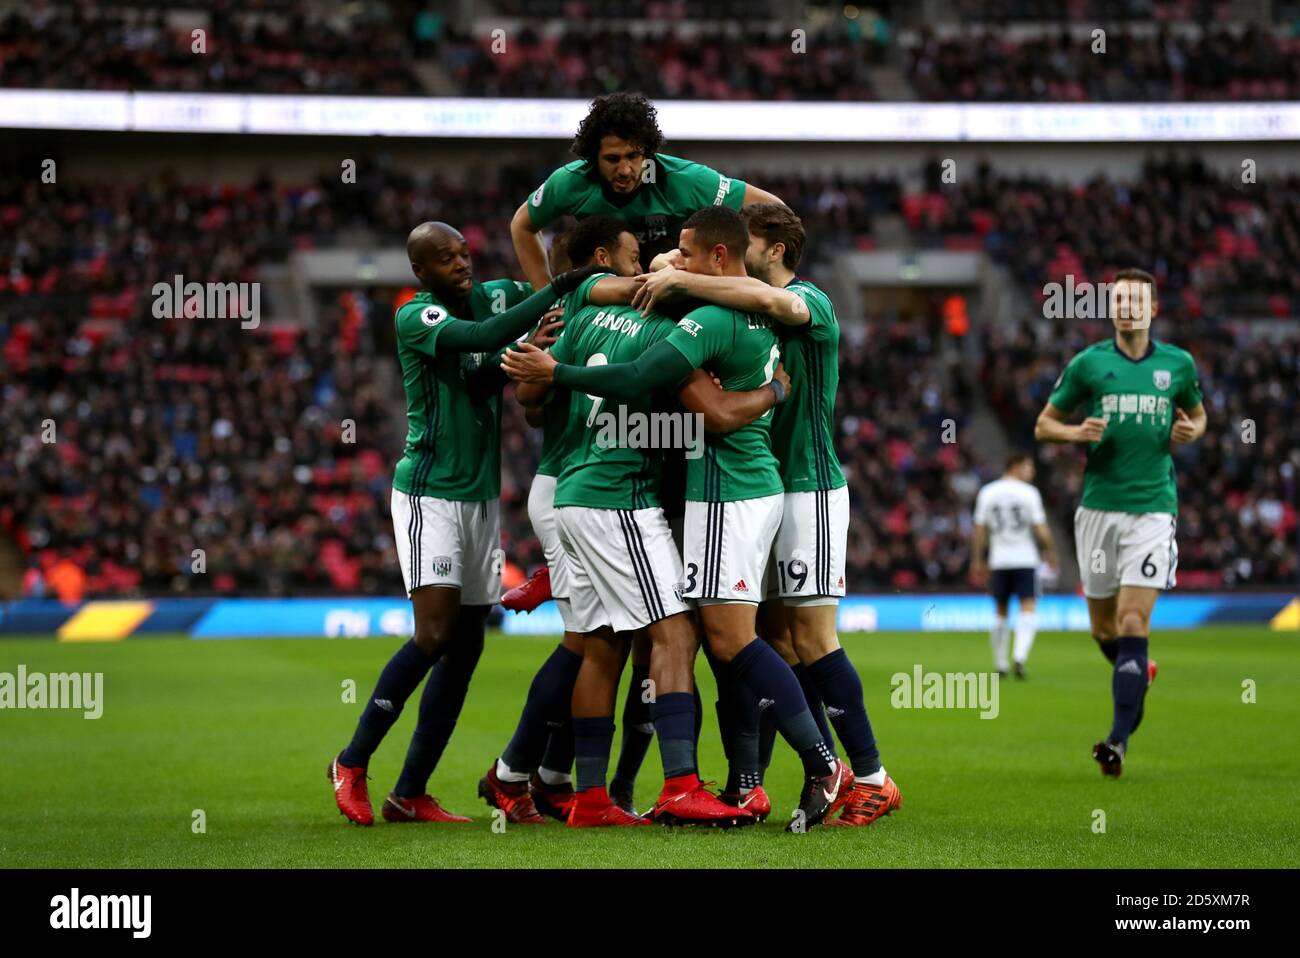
[1148,659,1158,687]
[477,763,546,823]
[651,774,755,828]
[529,771,575,822]
[382,793,472,823]
[719,784,772,822]
[327,754,373,826]
[502,567,552,613]
[566,786,652,827]
[828,775,903,827]
[830,759,855,816]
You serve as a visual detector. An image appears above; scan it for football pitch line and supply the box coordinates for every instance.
[1,627,1295,868]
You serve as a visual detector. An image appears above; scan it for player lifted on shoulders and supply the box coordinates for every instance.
[633,203,899,827]
[327,222,595,826]
[970,454,1058,679]
[506,207,848,831]
[1035,268,1206,778]
[511,91,783,290]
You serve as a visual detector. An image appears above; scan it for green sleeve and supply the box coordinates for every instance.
[1048,353,1089,413]
[570,272,611,307]
[434,284,560,353]
[672,159,747,213]
[720,174,748,211]
[662,307,730,370]
[395,301,454,359]
[554,339,694,401]
[526,166,581,228]
[794,286,835,341]
[1175,354,1204,409]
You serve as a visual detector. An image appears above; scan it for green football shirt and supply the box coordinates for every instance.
[526,153,748,251]
[664,303,784,503]
[549,274,677,510]
[534,293,576,479]
[392,279,532,501]
[1048,339,1203,514]
[771,279,847,493]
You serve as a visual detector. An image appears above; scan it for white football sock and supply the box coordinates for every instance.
[991,616,1010,672]
[495,757,530,783]
[537,766,571,786]
[857,767,886,786]
[1013,609,1037,664]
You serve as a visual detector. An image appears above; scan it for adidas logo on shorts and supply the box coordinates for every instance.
[733,579,749,593]
[758,698,775,710]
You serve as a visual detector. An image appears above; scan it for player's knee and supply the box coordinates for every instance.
[1092,627,1117,645]
[412,617,456,656]
[764,631,799,665]
[1117,607,1150,636]
[703,626,747,663]
[791,628,837,663]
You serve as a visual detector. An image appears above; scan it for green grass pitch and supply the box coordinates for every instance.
[2,626,1296,868]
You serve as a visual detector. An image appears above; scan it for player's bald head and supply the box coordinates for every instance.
[407,221,464,260]
[407,221,472,302]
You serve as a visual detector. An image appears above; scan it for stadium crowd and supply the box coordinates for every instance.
[2,159,1295,599]
[0,5,424,95]
[905,25,1300,102]
[5,4,1298,103]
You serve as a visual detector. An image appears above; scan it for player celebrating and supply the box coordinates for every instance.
[510,91,783,290]
[505,207,847,831]
[327,222,596,826]
[970,454,1058,679]
[504,216,790,826]
[632,203,897,826]
[1035,268,1206,777]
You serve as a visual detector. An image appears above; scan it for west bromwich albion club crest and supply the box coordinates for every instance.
[421,306,446,327]
[1153,369,1171,390]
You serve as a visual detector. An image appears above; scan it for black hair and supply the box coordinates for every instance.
[571,92,664,165]
[682,206,749,261]
[565,214,634,267]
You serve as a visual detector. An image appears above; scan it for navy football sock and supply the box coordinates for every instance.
[706,644,760,791]
[501,644,582,775]
[611,665,654,792]
[540,723,574,776]
[730,640,836,778]
[573,716,616,792]
[1108,636,1149,746]
[1097,639,1119,664]
[692,685,704,775]
[394,631,484,798]
[808,648,881,777]
[792,663,835,752]
[757,707,777,783]
[650,691,697,779]
[339,639,435,768]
